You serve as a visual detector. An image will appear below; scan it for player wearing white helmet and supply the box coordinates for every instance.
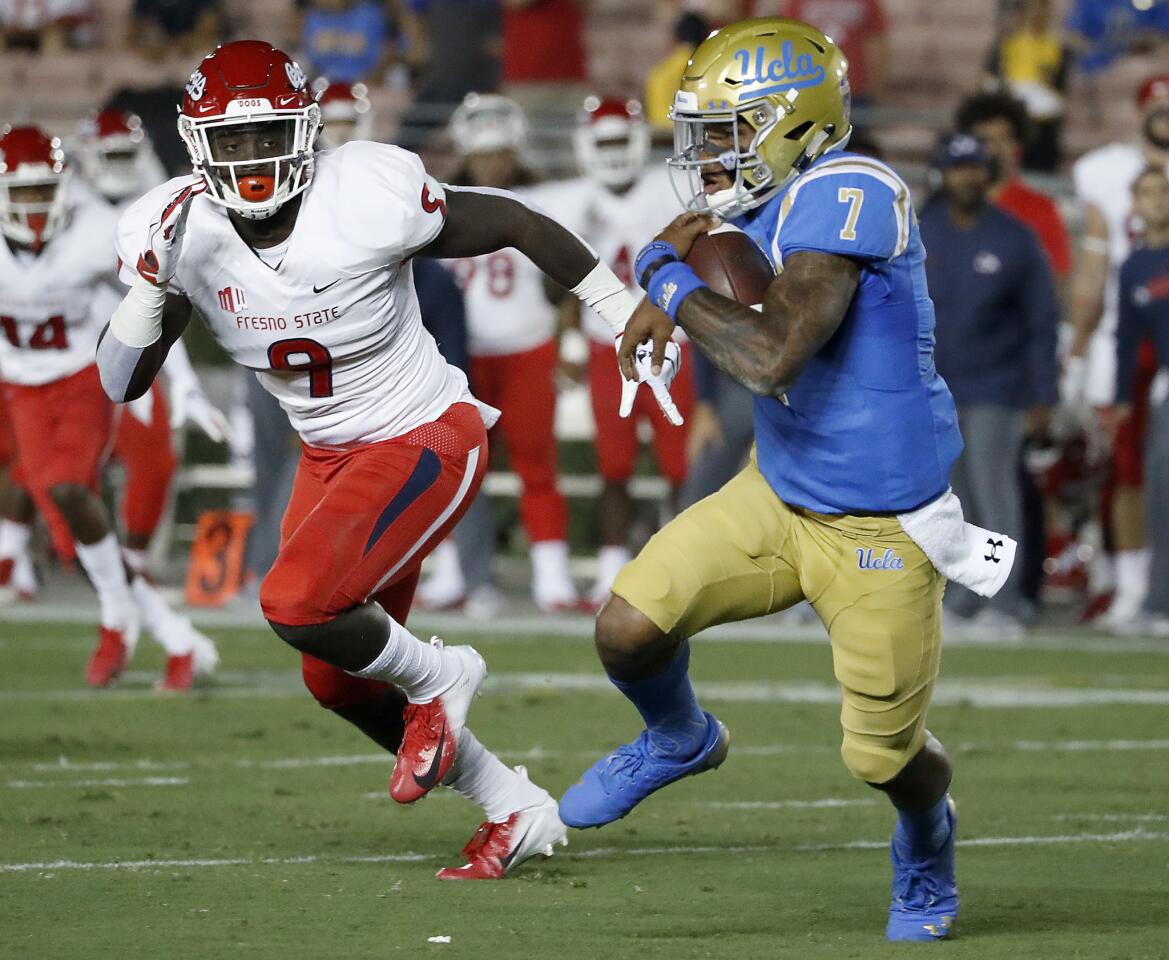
[76,106,231,581]
[548,96,694,606]
[0,124,218,689]
[96,41,683,877]
[419,93,585,614]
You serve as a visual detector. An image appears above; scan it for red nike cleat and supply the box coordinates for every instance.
[437,793,567,880]
[86,627,131,687]
[389,642,485,804]
[158,653,194,691]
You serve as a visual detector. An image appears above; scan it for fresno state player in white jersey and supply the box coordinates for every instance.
[98,41,684,877]
[419,94,581,615]
[1067,74,1169,628]
[0,125,217,690]
[541,98,694,604]
[78,108,230,578]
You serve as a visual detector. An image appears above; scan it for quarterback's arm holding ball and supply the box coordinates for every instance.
[628,212,858,395]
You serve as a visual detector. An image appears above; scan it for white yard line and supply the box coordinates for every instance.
[7,601,1169,653]
[700,799,877,810]
[2,830,1165,876]
[6,776,189,789]
[8,736,1169,778]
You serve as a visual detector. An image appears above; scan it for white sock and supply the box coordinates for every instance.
[531,540,577,604]
[442,728,548,822]
[0,518,31,560]
[74,534,133,631]
[1112,548,1151,615]
[131,575,194,655]
[350,618,460,703]
[593,544,631,595]
[122,547,149,577]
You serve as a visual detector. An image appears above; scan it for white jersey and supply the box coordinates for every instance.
[447,184,557,357]
[115,142,485,448]
[538,167,683,345]
[0,181,121,387]
[1072,142,1169,402]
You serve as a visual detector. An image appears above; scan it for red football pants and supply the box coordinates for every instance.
[588,341,694,484]
[113,380,177,541]
[469,340,567,543]
[259,402,487,710]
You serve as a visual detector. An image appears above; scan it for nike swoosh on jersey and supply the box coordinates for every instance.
[412,724,447,790]
[312,279,341,293]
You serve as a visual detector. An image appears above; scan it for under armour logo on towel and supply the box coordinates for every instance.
[984,538,1003,563]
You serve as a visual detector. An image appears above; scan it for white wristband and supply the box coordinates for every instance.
[109,275,167,349]
[570,259,638,335]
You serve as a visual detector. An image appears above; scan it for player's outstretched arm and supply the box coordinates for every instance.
[676,251,860,396]
[97,291,193,402]
[420,187,599,290]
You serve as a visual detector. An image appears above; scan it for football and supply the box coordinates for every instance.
[683,223,775,306]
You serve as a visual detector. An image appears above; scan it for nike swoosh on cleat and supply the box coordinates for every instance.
[312,279,340,293]
[413,724,447,791]
[499,829,525,872]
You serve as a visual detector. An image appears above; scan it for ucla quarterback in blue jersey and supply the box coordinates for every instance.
[558,18,1015,943]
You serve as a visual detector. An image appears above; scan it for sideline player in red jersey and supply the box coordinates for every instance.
[0,124,218,689]
[97,40,683,877]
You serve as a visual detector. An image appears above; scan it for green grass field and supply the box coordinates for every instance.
[2,618,1168,959]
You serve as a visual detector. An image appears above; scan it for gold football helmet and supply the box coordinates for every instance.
[669,18,851,218]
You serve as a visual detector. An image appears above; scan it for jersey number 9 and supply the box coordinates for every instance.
[268,337,334,398]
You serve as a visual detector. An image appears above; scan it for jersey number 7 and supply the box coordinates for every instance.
[837,187,864,242]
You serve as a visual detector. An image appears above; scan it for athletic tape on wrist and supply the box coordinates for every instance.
[645,260,706,323]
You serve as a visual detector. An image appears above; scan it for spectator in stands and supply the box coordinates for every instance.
[1110,166,1169,632]
[0,0,91,52]
[300,0,394,85]
[956,90,1072,613]
[645,12,712,141]
[1065,0,1169,74]
[501,0,588,118]
[129,0,223,59]
[1066,74,1169,630]
[752,0,888,104]
[921,133,1059,636]
[394,0,501,150]
[984,0,1069,171]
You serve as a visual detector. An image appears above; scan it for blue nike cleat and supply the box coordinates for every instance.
[886,796,959,941]
[559,712,730,828]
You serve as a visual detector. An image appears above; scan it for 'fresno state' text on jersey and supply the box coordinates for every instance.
[115,142,481,447]
[0,183,122,386]
[733,151,963,514]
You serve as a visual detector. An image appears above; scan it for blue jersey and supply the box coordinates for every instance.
[732,151,962,514]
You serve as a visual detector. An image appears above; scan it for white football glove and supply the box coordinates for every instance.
[136,179,205,286]
[616,334,685,426]
[170,383,231,443]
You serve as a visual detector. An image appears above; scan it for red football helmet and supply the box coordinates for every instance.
[178,40,321,220]
[314,79,374,147]
[574,97,651,190]
[0,125,70,251]
[78,108,161,203]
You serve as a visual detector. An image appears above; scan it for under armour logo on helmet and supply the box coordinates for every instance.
[984,538,1003,563]
[285,61,307,90]
[186,70,206,101]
